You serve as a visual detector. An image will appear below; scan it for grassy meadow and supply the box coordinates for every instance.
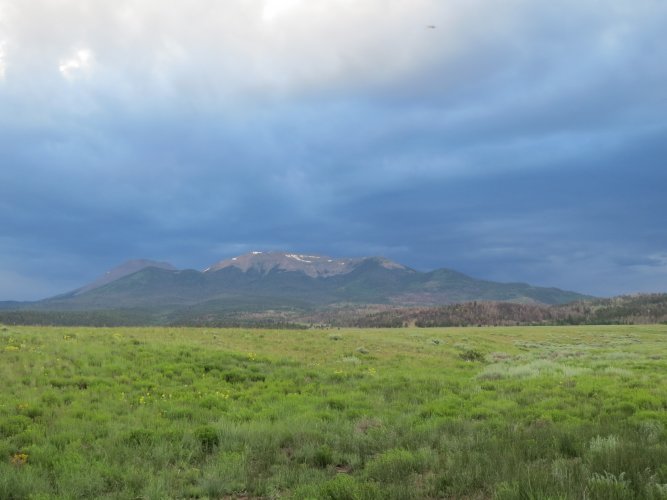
[1,324,667,499]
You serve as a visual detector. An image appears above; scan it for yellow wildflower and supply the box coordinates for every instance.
[11,452,28,466]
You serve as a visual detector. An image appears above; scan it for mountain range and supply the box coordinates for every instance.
[2,252,589,318]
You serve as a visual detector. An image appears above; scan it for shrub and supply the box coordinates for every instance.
[326,399,347,411]
[459,349,484,362]
[589,435,619,455]
[587,471,631,500]
[295,475,381,500]
[317,475,359,500]
[365,448,429,482]
[312,444,334,468]
[0,416,32,438]
[125,428,155,446]
[637,420,663,445]
[195,425,219,452]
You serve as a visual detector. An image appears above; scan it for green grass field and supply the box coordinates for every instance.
[1,324,667,499]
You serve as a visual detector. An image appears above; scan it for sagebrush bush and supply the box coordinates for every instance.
[587,471,632,500]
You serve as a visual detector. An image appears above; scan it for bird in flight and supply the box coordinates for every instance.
[426,25,436,29]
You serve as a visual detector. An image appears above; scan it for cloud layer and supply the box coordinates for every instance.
[1,0,666,299]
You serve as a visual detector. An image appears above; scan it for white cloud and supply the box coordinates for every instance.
[0,0,514,99]
[0,2,8,81]
[261,0,302,23]
[0,41,6,81]
[58,48,94,80]
[0,0,663,108]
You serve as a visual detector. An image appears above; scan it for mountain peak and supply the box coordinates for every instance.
[75,259,176,295]
[204,251,407,278]
[36,252,590,310]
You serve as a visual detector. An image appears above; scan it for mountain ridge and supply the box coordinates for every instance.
[17,251,591,315]
[72,259,176,296]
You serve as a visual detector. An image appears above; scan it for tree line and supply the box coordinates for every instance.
[1,294,666,328]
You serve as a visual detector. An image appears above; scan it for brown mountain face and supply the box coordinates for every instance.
[74,259,176,295]
[204,251,409,278]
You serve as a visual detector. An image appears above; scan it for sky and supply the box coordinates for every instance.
[1,0,666,300]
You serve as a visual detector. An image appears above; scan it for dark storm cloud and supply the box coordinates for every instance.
[1,0,666,299]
